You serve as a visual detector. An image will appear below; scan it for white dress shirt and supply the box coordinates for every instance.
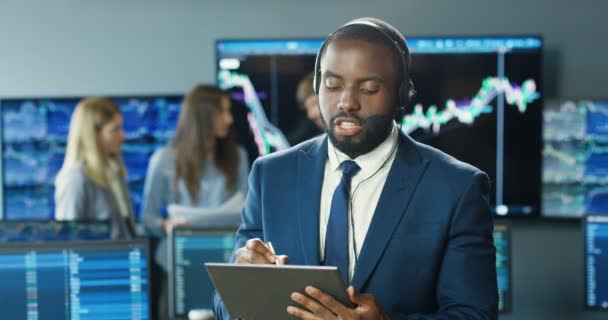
[319,123,399,283]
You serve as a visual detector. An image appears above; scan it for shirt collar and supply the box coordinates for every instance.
[327,122,399,177]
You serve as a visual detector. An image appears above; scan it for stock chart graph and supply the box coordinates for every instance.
[216,37,543,216]
[218,70,290,155]
[401,77,539,135]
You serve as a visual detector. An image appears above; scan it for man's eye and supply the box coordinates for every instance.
[361,87,379,94]
[324,79,341,90]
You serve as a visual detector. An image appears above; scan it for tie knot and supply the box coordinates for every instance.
[340,160,360,178]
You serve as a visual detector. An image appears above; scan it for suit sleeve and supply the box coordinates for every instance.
[395,171,498,320]
[213,157,265,320]
[141,149,169,238]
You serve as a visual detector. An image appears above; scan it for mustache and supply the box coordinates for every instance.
[329,112,364,124]
[328,112,392,128]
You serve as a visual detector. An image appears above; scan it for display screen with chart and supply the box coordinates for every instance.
[216,36,543,216]
[542,100,608,217]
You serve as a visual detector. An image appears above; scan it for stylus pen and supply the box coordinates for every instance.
[266,242,281,265]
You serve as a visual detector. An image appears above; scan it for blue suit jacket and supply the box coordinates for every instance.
[214,132,498,319]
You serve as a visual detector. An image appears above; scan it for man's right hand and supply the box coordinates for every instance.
[235,238,289,265]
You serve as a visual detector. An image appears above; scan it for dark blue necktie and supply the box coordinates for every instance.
[323,160,360,285]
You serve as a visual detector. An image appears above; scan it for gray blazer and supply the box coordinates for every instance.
[54,163,136,239]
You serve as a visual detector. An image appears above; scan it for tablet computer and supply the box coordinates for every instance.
[205,263,352,320]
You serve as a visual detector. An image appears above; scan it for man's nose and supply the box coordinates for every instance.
[337,87,359,112]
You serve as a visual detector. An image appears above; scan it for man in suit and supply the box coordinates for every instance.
[214,17,497,319]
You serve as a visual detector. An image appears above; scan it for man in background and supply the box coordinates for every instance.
[287,72,323,145]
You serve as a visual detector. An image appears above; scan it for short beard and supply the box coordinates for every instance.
[322,112,394,159]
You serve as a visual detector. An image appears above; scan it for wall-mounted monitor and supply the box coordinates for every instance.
[542,100,608,218]
[585,215,608,310]
[216,36,543,217]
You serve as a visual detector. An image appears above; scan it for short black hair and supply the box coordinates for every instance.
[317,17,415,106]
[332,18,409,70]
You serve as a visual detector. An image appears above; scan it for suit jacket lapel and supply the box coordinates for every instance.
[296,136,328,265]
[351,133,429,290]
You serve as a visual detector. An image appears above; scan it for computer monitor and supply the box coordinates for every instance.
[0,95,182,220]
[0,239,150,319]
[542,100,608,218]
[216,36,543,217]
[585,215,608,310]
[216,39,322,155]
[0,220,111,242]
[168,226,236,319]
[494,221,512,313]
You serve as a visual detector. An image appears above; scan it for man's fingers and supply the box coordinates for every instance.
[245,238,276,262]
[348,286,359,303]
[245,238,267,251]
[277,255,289,264]
[286,305,321,320]
[236,239,289,264]
[305,286,350,315]
[246,238,273,261]
[234,247,254,264]
[290,291,335,320]
[236,239,274,264]
[348,286,373,306]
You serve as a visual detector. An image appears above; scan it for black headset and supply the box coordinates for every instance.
[312,18,414,118]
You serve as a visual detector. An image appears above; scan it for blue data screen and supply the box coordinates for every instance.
[586,216,608,309]
[494,223,511,312]
[172,232,235,316]
[0,242,149,319]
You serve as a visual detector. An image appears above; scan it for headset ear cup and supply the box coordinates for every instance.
[399,82,406,108]
[313,70,320,94]
[397,79,413,124]
[407,78,415,103]
[313,40,326,94]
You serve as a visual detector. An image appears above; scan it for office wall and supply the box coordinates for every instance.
[1,0,607,98]
[1,1,607,319]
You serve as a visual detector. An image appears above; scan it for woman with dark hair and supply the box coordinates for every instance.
[142,85,249,319]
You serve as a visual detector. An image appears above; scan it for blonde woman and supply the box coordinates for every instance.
[55,97,136,239]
